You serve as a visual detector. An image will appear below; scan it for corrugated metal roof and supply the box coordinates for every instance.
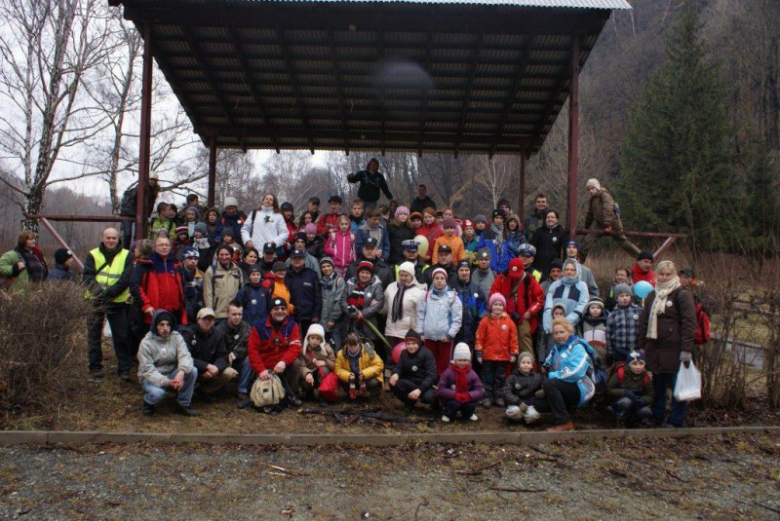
[227,0,631,7]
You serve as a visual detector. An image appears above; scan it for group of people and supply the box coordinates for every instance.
[0,165,702,431]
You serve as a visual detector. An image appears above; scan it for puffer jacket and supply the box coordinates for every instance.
[415,287,463,341]
[340,275,385,326]
[435,365,485,403]
[180,324,229,374]
[638,287,696,374]
[543,277,589,333]
[137,310,195,387]
[203,262,245,319]
[544,334,595,406]
[324,229,356,269]
[500,368,544,405]
[320,273,345,331]
[475,312,519,361]
[383,281,425,339]
[335,345,385,383]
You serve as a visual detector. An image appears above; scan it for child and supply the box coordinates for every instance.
[173,226,191,260]
[265,261,294,316]
[236,264,272,326]
[432,218,466,264]
[388,329,438,412]
[475,293,519,408]
[204,207,223,243]
[605,267,631,311]
[605,284,642,365]
[324,214,356,279]
[220,196,246,242]
[502,352,544,423]
[417,207,442,251]
[607,350,654,426]
[298,323,336,401]
[536,304,565,364]
[192,223,218,272]
[435,343,485,422]
[319,257,345,349]
[219,226,243,263]
[461,219,479,263]
[349,199,366,235]
[580,297,608,365]
[304,223,324,259]
[340,261,385,351]
[183,206,200,237]
[355,208,391,262]
[149,202,177,240]
[334,332,384,400]
[473,214,488,239]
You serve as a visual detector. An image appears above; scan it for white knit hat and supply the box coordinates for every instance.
[452,343,471,361]
[586,178,601,190]
[224,196,238,208]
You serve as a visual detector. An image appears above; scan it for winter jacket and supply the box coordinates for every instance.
[316,212,343,236]
[203,262,245,319]
[422,262,457,288]
[392,346,438,393]
[335,346,385,383]
[221,210,247,239]
[215,318,252,360]
[306,235,325,260]
[324,229,356,269]
[453,279,487,345]
[543,277,589,333]
[472,267,495,297]
[639,287,696,374]
[180,324,229,374]
[120,183,159,218]
[355,224,391,261]
[475,313,519,362]
[349,215,365,235]
[284,252,322,278]
[531,223,565,279]
[347,169,393,204]
[240,208,289,249]
[606,364,654,405]
[475,235,515,275]
[235,282,272,327]
[137,311,195,387]
[490,272,545,334]
[523,207,548,243]
[500,368,544,405]
[285,266,322,323]
[247,316,302,374]
[416,223,443,247]
[544,334,595,406]
[178,266,204,324]
[340,275,385,331]
[131,254,187,326]
[47,263,75,282]
[387,223,415,265]
[432,234,466,265]
[345,256,394,288]
[416,286,463,341]
[383,281,425,339]
[580,316,607,357]
[320,273,345,331]
[435,366,485,403]
[299,323,336,379]
[149,216,177,240]
[606,302,642,362]
[631,264,656,287]
[585,187,623,230]
[567,259,599,298]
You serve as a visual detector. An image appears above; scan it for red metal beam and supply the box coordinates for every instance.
[566,34,580,239]
[518,151,526,219]
[208,136,217,208]
[654,237,678,259]
[137,23,153,240]
[37,218,85,271]
[27,214,132,222]
[575,229,689,239]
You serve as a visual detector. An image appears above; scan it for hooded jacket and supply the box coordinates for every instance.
[584,187,623,230]
[137,310,195,387]
[475,312,519,361]
[131,253,187,326]
[543,276,589,333]
[203,261,245,319]
[299,323,336,378]
[415,286,463,341]
[544,334,595,406]
[500,367,544,405]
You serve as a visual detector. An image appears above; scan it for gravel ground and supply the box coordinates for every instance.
[1,434,779,520]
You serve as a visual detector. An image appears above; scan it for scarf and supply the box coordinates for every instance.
[390,282,409,323]
[452,364,471,393]
[646,275,681,339]
[17,247,47,282]
[490,223,504,246]
[347,281,367,309]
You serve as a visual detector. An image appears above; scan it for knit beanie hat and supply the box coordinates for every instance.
[431,267,448,281]
[550,258,564,271]
[181,247,199,259]
[221,226,235,238]
[452,343,471,361]
[54,248,73,265]
[587,296,605,313]
[518,351,534,364]
[614,283,633,297]
[304,223,317,235]
[395,206,410,217]
[176,226,189,236]
[398,261,416,277]
[194,222,208,235]
[637,251,654,261]
[358,260,374,273]
[404,329,422,344]
[492,209,506,220]
[488,293,506,309]
[272,261,287,273]
[442,217,457,229]
[319,256,334,267]
[586,178,601,190]
[223,196,238,208]
[187,206,201,219]
[473,214,488,224]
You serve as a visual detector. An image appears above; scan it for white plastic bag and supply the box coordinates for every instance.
[674,361,702,402]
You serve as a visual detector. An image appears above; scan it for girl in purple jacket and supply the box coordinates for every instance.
[435,343,485,422]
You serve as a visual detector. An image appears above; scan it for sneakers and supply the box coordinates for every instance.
[546,422,574,432]
[481,398,492,409]
[494,397,505,408]
[119,372,132,383]
[142,401,155,416]
[441,415,451,423]
[468,414,479,421]
[524,405,541,424]
[287,395,303,408]
[237,393,252,409]
[176,405,200,417]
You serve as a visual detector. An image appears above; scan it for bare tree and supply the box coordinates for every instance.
[470,155,517,210]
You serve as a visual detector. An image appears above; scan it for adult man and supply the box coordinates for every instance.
[580,178,641,260]
[452,260,486,349]
[517,245,542,282]
[178,247,204,324]
[258,242,278,275]
[119,171,160,248]
[345,237,393,288]
[215,301,254,408]
[471,248,494,296]
[564,240,600,298]
[632,251,657,287]
[286,249,322,336]
[410,184,437,214]
[423,244,457,287]
[394,239,427,286]
[247,297,304,407]
[523,193,548,242]
[307,196,321,223]
[83,227,134,380]
[48,248,76,282]
[181,307,231,401]
[346,158,393,209]
[489,257,545,355]
[317,195,344,236]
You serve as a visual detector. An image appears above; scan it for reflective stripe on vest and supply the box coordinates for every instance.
[86,248,130,303]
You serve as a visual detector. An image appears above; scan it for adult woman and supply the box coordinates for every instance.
[0,230,48,288]
[131,235,187,326]
[280,202,297,254]
[383,262,426,350]
[238,247,259,279]
[240,193,289,254]
[527,317,595,431]
[531,209,566,280]
[542,259,589,334]
[638,260,696,428]
[387,206,415,265]
[297,211,314,232]
[203,245,245,321]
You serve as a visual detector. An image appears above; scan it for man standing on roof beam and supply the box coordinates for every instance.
[347,158,394,210]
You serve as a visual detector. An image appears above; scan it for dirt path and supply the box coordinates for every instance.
[1,434,778,520]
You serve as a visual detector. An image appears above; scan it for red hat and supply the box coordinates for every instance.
[508,257,525,278]
[463,219,473,228]
[357,260,374,273]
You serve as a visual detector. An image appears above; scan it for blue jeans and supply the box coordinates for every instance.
[442,398,477,419]
[233,356,253,395]
[141,368,198,407]
[652,372,688,427]
[121,220,135,250]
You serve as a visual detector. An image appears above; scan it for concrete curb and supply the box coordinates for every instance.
[0,426,778,447]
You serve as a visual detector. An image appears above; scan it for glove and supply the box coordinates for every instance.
[511,312,521,323]
[475,352,483,364]
[604,225,613,235]
[455,392,471,404]
[535,390,545,399]
[680,351,692,363]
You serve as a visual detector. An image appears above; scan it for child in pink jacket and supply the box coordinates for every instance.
[324,215,356,278]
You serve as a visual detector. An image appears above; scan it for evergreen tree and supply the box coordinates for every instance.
[618,0,738,252]
[745,146,780,258]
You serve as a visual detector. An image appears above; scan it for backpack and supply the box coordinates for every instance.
[250,373,286,408]
[576,339,607,403]
[613,362,651,387]
[694,302,711,345]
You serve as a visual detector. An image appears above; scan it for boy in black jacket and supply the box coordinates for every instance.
[607,350,654,427]
[388,330,439,413]
[502,352,544,423]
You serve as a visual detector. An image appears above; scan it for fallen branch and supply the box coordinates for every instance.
[455,461,501,476]
[737,500,780,516]
[260,462,309,477]
[489,486,545,493]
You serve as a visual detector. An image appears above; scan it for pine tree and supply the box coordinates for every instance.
[618,0,738,252]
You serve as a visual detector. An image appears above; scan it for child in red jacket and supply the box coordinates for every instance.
[475,293,519,408]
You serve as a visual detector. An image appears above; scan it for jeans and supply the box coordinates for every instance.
[233,356,253,395]
[652,372,688,427]
[88,303,132,375]
[442,398,477,419]
[142,368,197,407]
[531,379,581,425]
[121,220,135,250]
[613,397,653,421]
[391,380,435,406]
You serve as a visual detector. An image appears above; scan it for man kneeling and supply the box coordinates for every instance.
[388,329,438,413]
[334,333,384,401]
[137,311,199,417]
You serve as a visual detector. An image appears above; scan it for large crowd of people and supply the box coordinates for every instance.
[0,163,705,431]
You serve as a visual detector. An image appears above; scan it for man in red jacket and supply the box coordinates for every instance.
[247,297,303,406]
[490,257,545,355]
